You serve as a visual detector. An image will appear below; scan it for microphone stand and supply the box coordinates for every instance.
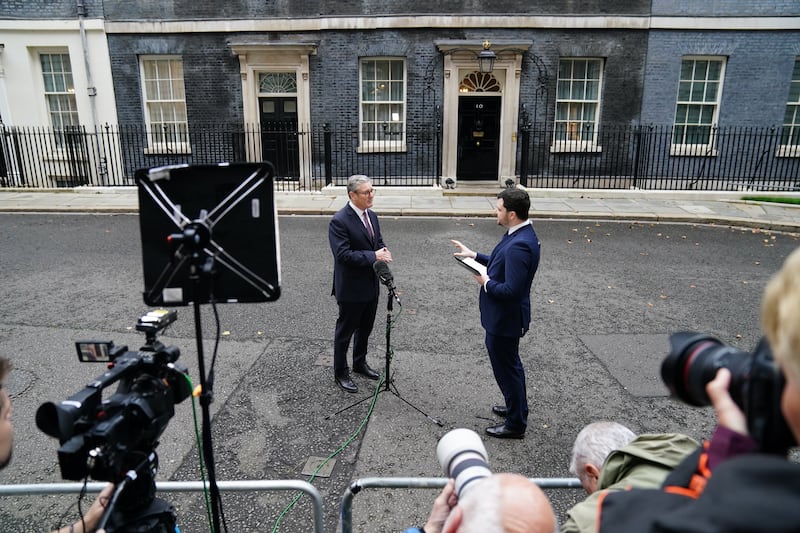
[327,279,443,426]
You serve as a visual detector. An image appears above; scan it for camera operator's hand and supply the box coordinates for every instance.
[423,479,458,533]
[706,368,748,436]
[53,483,114,533]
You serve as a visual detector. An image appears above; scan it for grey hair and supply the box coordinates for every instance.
[569,422,637,482]
[347,174,372,193]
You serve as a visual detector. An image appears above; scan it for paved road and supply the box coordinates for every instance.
[0,213,797,532]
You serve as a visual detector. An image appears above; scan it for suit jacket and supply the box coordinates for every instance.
[475,223,540,337]
[329,203,385,303]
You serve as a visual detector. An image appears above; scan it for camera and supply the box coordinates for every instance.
[36,310,191,531]
[660,331,796,454]
[436,428,492,498]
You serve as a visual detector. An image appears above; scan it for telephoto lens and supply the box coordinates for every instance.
[436,428,492,498]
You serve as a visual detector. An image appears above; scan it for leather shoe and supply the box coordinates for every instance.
[485,424,525,439]
[492,405,509,417]
[353,363,380,380]
[335,373,358,393]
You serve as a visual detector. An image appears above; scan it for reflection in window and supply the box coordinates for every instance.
[140,56,188,151]
[40,52,79,146]
[672,57,724,151]
[780,59,800,154]
[359,58,406,150]
[554,58,603,145]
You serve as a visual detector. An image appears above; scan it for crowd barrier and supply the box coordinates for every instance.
[0,479,324,533]
[340,476,583,533]
[1,476,581,532]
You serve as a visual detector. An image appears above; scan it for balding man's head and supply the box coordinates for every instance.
[443,473,556,533]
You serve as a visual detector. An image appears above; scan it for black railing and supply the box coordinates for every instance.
[1,122,797,191]
[519,123,800,191]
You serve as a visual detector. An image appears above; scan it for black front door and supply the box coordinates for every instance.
[259,97,299,179]
[456,95,501,181]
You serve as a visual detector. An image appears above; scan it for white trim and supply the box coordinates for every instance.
[104,15,800,34]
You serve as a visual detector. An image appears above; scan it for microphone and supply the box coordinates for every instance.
[373,260,400,304]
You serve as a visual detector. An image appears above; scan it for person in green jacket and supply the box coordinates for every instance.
[562,421,698,533]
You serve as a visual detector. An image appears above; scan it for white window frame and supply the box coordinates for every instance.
[778,58,800,158]
[39,51,80,147]
[139,55,189,154]
[670,56,725,157]
[551,57,604,153]
[358,57,406,153]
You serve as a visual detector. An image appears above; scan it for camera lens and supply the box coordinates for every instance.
[436,428,491,498]
[660,332,754,407]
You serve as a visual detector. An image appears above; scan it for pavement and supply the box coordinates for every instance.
[0,185,799,232]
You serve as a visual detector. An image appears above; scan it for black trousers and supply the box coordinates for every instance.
[333,299,378,375]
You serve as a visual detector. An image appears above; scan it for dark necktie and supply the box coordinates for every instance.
[363,211,374,240]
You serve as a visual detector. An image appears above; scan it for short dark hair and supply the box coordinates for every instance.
[497,188,530,220]
[0,357,9,383]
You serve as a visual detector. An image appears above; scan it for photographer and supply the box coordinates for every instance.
[598,248,800,532]
[0,356,114,533]
[404,473,557,533]
[563,422,697,533]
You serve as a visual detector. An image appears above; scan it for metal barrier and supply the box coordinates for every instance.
[0,479,325,533]
[340,476,582,533]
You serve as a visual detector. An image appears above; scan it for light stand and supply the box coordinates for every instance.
[136,163,280,533]
[327,284,443,427]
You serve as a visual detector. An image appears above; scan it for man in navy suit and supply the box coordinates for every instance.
[452,188,540,438]
[329,175,393,393]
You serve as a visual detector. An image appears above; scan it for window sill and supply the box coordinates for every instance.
[144,145,191,155]
[670,145,717,157]
[357,143,407,154]
[549,142,602,154]
[776,146,800,158]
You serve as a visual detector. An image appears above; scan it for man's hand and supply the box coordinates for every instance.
[451,240,476,259]
[423,479,458,533]
[706,368,748,436]
[376,247,393,262]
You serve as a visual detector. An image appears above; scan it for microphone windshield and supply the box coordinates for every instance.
[373,260,392,280]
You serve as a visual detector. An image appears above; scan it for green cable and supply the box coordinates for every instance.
[184,373,215,531]
[271,306,404,532]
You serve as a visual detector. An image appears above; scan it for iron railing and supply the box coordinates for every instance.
[1,122,797,191]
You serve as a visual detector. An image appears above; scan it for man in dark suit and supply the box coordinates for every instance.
[329,175,393,393]
[451,188,540,439]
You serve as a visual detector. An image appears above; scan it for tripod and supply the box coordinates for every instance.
[328,286,443,426]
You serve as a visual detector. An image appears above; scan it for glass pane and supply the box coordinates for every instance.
[573,60,587,79]
[375,105,390,121]
[586,79,599,100]
[389,80,403,101]
[700,105,714,124]
[680,60,694,80]
[375,60,389,80]
[694,61,708,80]
[687,105,701,123]
[362,104,376,122]
[283,100,296,113]
[677,81,691,101]
[362,60,375,80]
[789,83,800,103]
[558,60,571,79]
[675,104,688,123]
[705,82,719,101]
[689,82,706,102]
[262,101,275,113]
[573,81,586,99]
[793,60,800,79]
[390,60,403,80]
[555,103,568,121]
[707,61,722,81]
[672,125,685,144]
[583,103,596,122]
[557,80,571,100]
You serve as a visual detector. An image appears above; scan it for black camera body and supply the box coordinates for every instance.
[661,332,796,454]
[36,311,191,482]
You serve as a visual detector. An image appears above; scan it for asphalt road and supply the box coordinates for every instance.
[0,213,797,532]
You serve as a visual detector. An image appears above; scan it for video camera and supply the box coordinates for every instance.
[660,332,796,454]
[35,310,192,482]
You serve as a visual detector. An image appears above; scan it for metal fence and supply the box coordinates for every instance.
[1,122,797,191]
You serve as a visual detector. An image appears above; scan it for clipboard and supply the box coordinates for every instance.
[454,255,487,277]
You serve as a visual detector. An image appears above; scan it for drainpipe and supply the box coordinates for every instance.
[77,0,108,184]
